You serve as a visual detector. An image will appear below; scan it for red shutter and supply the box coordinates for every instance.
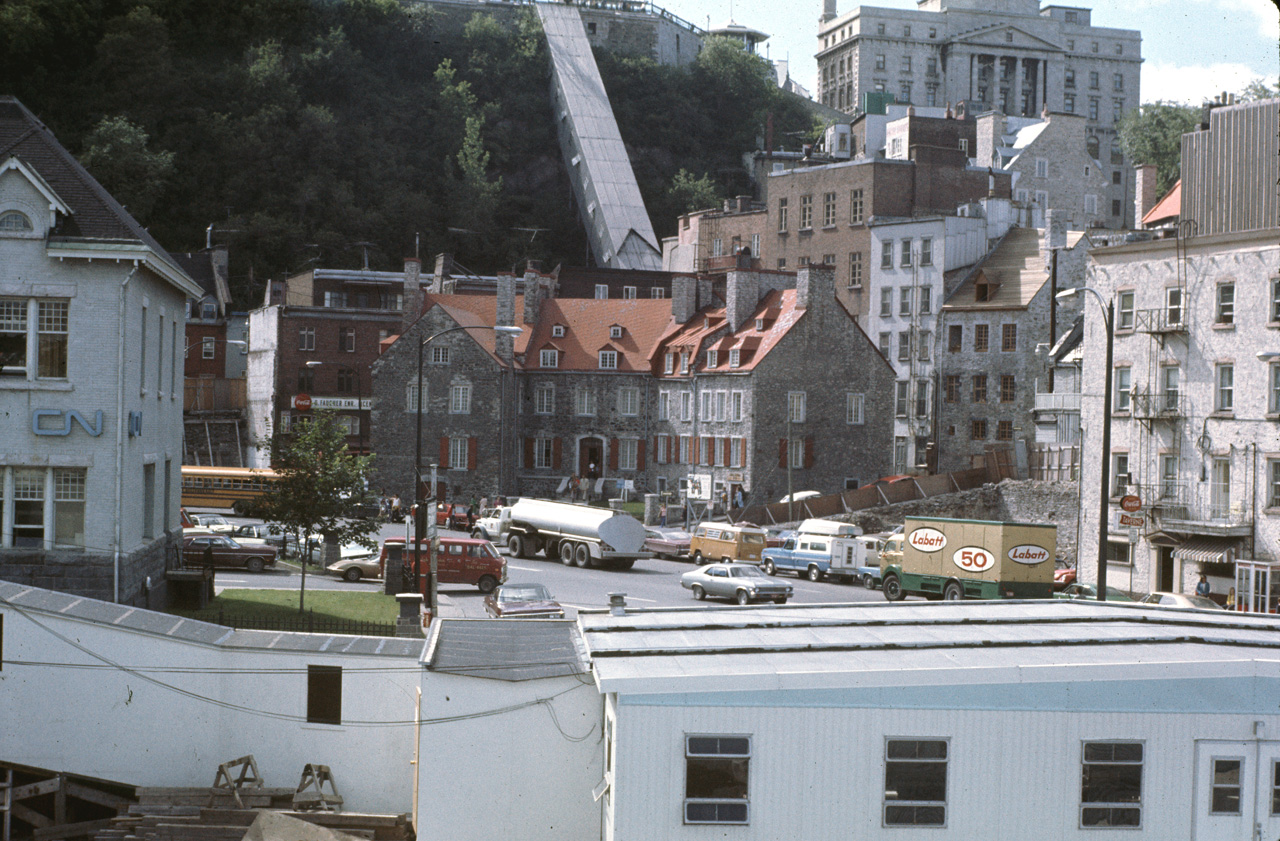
[524,437,534,469]
[609,438,619,471]
[653,436,660,464]
[693,437,700,465]
[468,437,478,470]
[439,437,450,469]
[666,436,673,464]
[804,435,815,469]
[721,437,730,467]
[779,438,787,468]
[637,439,646,471]
[552,437,563,469]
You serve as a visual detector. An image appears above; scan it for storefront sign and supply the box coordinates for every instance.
[1120,494,1143,512]
[293,393,312,411]
[294,394,370,411]
[1113,511,1145,530]
[32,409,103,437]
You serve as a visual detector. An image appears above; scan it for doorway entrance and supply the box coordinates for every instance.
[1157,547,1175,591]
[579,437,603,480]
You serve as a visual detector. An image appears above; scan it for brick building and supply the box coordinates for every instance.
[0,97,200,606]
[815,0,1140,227]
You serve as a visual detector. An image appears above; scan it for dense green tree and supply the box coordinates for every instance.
[667,169,720,215]
[1118,102,1199,197]
[79,115,176,219]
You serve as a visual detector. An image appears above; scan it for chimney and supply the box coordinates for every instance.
[795,265,816,311]
[1134,164,1158,226]
[975,111,1005,171]
[821,0,837,24]
[671,275,698,324]
[1044,209,1067,252]
[736,195,751,213]
[431,253,452,293]
[726,270,760,332]
[496,274,516,364]
[523,269,549,326]
[402,257,422,331]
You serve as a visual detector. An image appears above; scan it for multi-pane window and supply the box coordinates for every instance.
[298,326,316,351]
[336,368,355,394]
[920,238,932,266]
[664,353,674,374]
[1080,742,1142,827]
[880,289,892,317]
[341,327,356,352]
[706,349,718,368]
[847,393,864,424]
[202,337,216,359]
[996,420,1014,440]
[1117,291,1135,329]
[711,238,723,258]
[599,350,618,370]
[971,419,987,440]
[297,367,314,392]
[715,391,727,422]
[914,380,928,417]
[730,438,743,468]
[1210,758,1243,814]
[595,284,608,299]
[900,287,912,316]
[700,391,713,419]
[1163,366,1180,411]
[448,437,469,470]
[948,325,962,352]
[750,234,761,256]
[1217,283,1235,324]
[1162,455,1180,501]
[898,332,911,362]
[535,384,555,414]
[533,437,555,469]
[974,324,989,352]
[53,468,86,547]
[799,194,813,229]
[540,349,559,368]
[884,739,947,826]
[823,192,837,226]
[1000,374,1016,403]
[1036,158,1049,178]
[732,392,744,422]
[900,240,912,267]
[576,387,597,416]
[431,346,450,364]
[1216,364,1234,412]
[684,736,750,824]
[879,332,891,357]
[945,375,960,403]
[1113,453,1130,496]
[850,189,864,223]
[1166,286,1183,326]
[788,438,805,468]
[917,330,930,361]
[848,252,863,288]
[1270,460,1280,508]
[681,391,692,421]
[972,375,988,404]
[729,348,740,368]
[616,386,640,414]
[777,197,788,231]
[11,468,43,546]
[788,392,806,423]
[657,391,670,420]
[881,240,894,268]
[919,286,932,315]
[405,382,422,412]
[449,383,471,414]
[1001,323,1017,352]
[618,439,638,471]
[679,436,692,463]
[1271,277,1280,322]
[895,381,909,417]
[1115,367,1131,412]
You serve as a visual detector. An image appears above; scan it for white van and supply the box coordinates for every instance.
[797,518,863,538]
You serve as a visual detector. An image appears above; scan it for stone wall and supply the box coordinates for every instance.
[0,533,179,609]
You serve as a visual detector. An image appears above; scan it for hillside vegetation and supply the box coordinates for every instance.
[3,0,813,305]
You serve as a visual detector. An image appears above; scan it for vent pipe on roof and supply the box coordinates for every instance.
[608,592,627,616]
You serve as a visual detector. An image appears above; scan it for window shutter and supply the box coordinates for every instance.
[703,437,713,466]
[524,437,534,469]
[804,435,815,469]
[552,437,563,469]
[468,437,478,470]
[636,439,646,471]
[609,438,620,471]
[653,436,660,464]
[694,437,700,465]
[666,436,673,464]
[721,437,730,467]
[439,437,449,469]
[779,438,787,468]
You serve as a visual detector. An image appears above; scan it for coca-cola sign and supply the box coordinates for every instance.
[1007,544,1051,565]
[908,527,947,553]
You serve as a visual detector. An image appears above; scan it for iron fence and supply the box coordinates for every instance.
[189,608,396,637]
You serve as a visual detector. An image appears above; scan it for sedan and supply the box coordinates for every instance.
[681,562,793,605]
[644,527,691,560]
[324,546,382,582]
[1054,583,1136,602]
[1139,592,1224,610]
[232,523,290,548]
[484,583,566,618]
[183,534,278,573]
[189,513,235,533]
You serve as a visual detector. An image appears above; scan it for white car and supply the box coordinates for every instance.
[189,513,235,533]
[1139,592,1224,610]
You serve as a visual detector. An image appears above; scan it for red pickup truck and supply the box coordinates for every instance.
[435,502,475,530]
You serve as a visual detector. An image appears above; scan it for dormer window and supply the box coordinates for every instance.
[664,352,674,374]
[706,349,718,368]
[552,325,565,338]
[540,348,559,368]
[610,325,622,339]
[976,280,1000,302]
[0,210,33,232]
[680,352,690,374]
[598,350,618,370]
[704,317,710,329]
[729,349,740,368]
[755,318,764,331]
[595,284,608,299]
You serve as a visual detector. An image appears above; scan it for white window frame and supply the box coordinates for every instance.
[576,387,597,416]
[847,393,865,424]
[405,382,423,412]
[430,345,450,364]
[1114,366,1131,412]
[729,438,743,468]
[449,383,472,414]
[658,391,670,421]
[533,437,555,469]
[1216,363,1234,412]
[534,384,555,415]
[729,348,740,368]
[787,391,806,423]
[610,325,623,338]
[1217,283,1235,324]
[618,386,639,417]
[1117,291,1135,330]
[595,284,608,299]
[706,349,718,368]
[618,438,638,471]
[664,352,674,374]
[622,286,636,300]
[448,437,469,471]
[599,350,618,370]
[201,336,216,359]
[540,349,559,368]
[731,391,744,422]
[681,391,692,421]
[1166,286,1183,326]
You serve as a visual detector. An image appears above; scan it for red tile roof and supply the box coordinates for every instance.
[1142,179,1180,227]
[523,298,674,372]
[656,288,805,374]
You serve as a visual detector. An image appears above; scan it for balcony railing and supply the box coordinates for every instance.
[1034,391,1081,412]
[1131,390,1184,420]
[1138,482,1252,535]
[184,377,247,412]
[1134,308,1187,335]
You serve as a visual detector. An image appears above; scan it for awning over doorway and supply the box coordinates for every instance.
[1172,537,1239,565]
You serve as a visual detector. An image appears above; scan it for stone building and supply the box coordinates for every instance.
[816,0,1141,227]
[1076,98,1280,602]
[663,198,768,275]
[0,97,200,606]
[935,220,1087,473]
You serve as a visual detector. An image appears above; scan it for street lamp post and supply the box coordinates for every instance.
[1057,286,1114,601]
[412,324,522,614]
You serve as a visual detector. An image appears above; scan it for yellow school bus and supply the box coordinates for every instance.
[180,465,280,512]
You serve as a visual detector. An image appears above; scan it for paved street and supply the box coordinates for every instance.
[202,512,890,617]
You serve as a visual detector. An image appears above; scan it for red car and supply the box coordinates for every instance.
[1053,563,1077,590]
[484,583,565,618]
[436,503,472,530]
[644,527,692,560]
[183,534,279,573]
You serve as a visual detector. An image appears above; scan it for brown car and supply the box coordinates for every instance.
[184,534,278,573]
[484,583,565,618]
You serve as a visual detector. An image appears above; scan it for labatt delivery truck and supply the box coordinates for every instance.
[881,516,1056,601]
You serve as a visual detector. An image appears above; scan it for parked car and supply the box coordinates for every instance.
[188,513,235,533]
[183,534,278,573]
[644,527,691,560]
[232,523,290,549]
[437,502,471,531]
[680,562,793,605]
[689,522,768,565]
[378,536,507,593]
[484,583,565,618]
[324,545,382,582]
[1053,561,1077,590]
[1054,583,1136,602]
[1139,592,1224,610]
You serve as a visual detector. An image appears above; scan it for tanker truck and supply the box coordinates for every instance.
[478,498,651,570]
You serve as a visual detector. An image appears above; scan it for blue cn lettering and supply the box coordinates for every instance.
[32,409,105,437]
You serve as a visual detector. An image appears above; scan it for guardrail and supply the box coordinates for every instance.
[1033,392,1081,412]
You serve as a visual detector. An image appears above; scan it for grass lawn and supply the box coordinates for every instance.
[173,588,400,625]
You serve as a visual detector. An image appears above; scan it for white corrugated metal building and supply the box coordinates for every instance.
[580,600,1280,839]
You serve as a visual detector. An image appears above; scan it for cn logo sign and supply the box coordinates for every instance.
[32,409,104,437]
[952,546,995,572]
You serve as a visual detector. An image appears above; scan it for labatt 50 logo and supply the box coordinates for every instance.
[907,527,947,552]
[1007,544,1051,565]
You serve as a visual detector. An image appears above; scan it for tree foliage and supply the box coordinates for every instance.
[251,411,378,609]
[666,169,720,215]
[1118,102,1200,198]
[79,115,175,219]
